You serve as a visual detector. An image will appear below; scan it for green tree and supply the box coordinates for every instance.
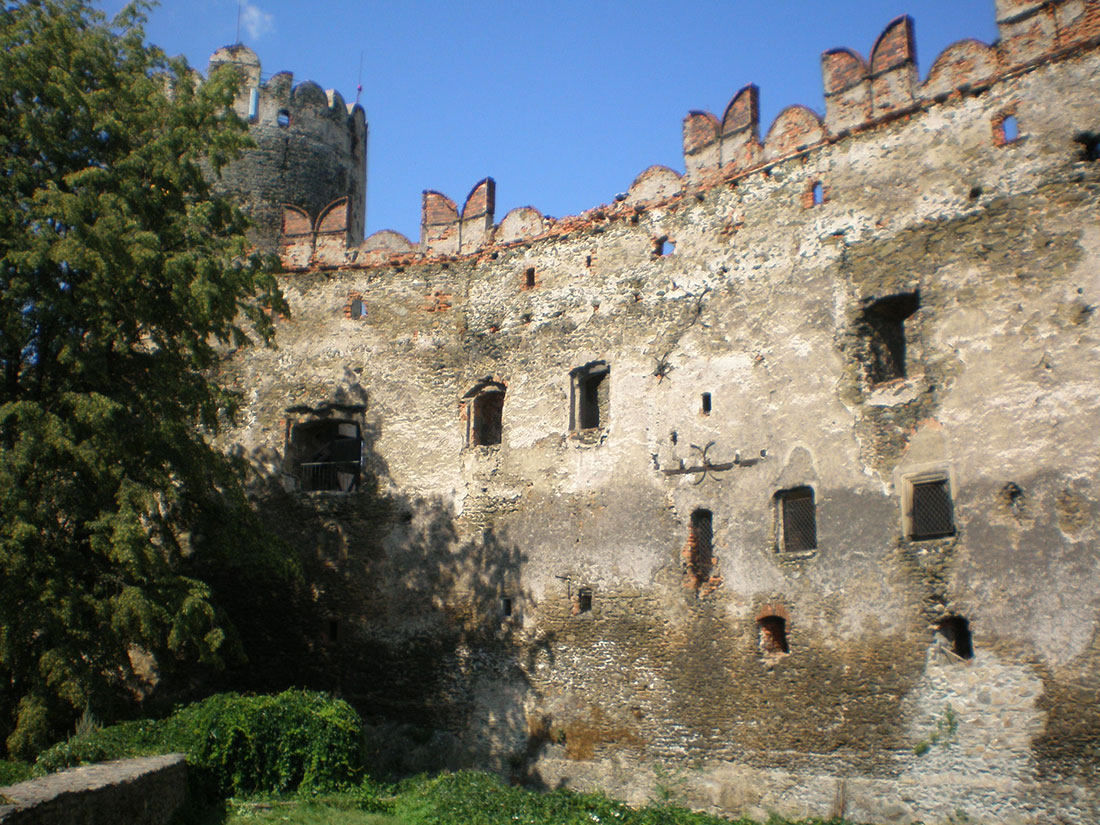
[0,0,287,756]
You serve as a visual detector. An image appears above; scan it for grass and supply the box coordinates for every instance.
[191,774,862,825]
[221,795,401,824]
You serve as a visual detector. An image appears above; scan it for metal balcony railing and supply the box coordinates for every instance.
[298,461,360,493]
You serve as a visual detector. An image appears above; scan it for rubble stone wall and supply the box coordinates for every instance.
[0,755,186,825]
[217,3,1100,822]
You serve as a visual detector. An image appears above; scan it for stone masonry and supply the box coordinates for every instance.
[213,1,1100,822]
[0,755,186,825]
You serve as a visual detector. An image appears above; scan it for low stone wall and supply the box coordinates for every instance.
[0,754,186,825]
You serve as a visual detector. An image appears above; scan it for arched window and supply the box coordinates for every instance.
[758,615,789,655]
[463,380,506,447]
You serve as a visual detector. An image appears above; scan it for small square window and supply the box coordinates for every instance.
[910,478,955,540]
[577,587,592,614]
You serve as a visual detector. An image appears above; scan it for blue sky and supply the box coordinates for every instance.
[97,1,997,241]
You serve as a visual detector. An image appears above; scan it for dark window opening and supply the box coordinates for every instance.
[1000,114,1019,143]
[910,478,955,540]
[471,389,504,446]
[327,620,340,644]
[524,267,536,289]
[289,419,361,492]
[654,237,674,256]
[969,185,983,200]
[500,597,513,617]
[701,393,712,415]
[571,362,609,431]
[277,109,291,128]
[349,298,365,319]
[689,509,713,584]
[577,587,592,613]
[811,181,824,206]
[858,292,919,384]
[936,615,973,659]
[1074,131,1100,162]
[778,487,817,552]
[758,616,789,655]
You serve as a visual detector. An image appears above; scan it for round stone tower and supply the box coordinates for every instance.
[207,45,367,251]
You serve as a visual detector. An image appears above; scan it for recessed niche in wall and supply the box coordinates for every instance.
[936,615,973,660]
[758,615,789,655]
[577,587,593,614]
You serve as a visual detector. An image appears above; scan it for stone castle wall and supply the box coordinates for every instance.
[217,1,1100,822]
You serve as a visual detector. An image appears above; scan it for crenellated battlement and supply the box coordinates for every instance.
[275,0,1098,271]
[207,44,367,251]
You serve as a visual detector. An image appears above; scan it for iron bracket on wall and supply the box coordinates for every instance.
[661,441,765,485]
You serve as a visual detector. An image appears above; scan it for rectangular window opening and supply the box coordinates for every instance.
[689,509,713,584]
[571,362,609,431]
[778,487,817,552]
[471,390,504,446]
[577,587,592,613]
[289,419,362,492]
[701,392,712,415]
[859,292,919,384]
[910,478,955,540]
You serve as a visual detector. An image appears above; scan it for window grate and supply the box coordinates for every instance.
[690,510,713,581]
[911,479,954,539]
[781,489,817,552]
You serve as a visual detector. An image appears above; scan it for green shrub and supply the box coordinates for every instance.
[165,691,363,797]
[0,760,36,786]
[36,717,168,773]
[36,690,363,797]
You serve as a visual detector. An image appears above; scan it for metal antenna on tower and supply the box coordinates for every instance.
[235,0,243,44]
[355,51,364,106]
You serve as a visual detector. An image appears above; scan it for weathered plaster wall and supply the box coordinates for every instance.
[217,4,1100,823]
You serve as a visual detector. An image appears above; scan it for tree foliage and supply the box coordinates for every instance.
[0,0,288,756]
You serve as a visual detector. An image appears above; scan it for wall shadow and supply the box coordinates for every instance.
[209,406,542,779]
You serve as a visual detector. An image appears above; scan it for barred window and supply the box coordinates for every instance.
[910,478,954,540]
[288,419,362,492]
[776,487,817,552]
[689,509,713,583]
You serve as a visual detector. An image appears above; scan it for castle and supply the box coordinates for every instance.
[212,1,1100,822]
